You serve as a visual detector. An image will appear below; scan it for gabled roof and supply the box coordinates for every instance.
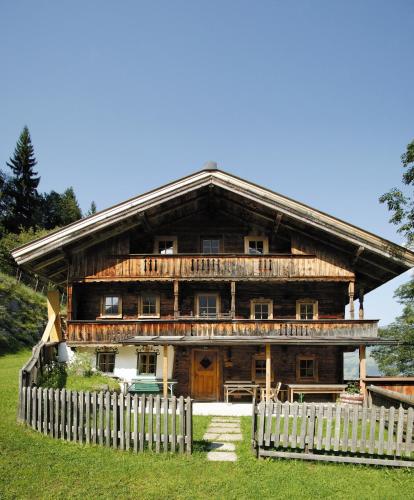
[11,166,414,287]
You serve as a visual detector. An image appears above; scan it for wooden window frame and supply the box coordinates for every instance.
[251,353,274,383]
[100,295,122,319]
[296,299,318,320]
[296,355,319,382]
[96,351,116,374]
[153,236,178,255]
[195,293,221,318]
[244,236,269,255]
[138,293,161,318]
[200,236,222,254]
[250,299,273,319]
[137,352,158,376]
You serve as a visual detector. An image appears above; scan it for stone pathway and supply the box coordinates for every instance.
[204,417,241,462]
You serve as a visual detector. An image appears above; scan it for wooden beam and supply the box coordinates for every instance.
[359,288,364,320]
[44,290,62,342]
[274,213,283,234]
[139,213,153,233]
[353,246,365,266]
[348,281,355,320]
[359,345,367,401]
[173,280,179,319]
[266,344,271,402]
[163,345,168,398]
[230,281,236,319]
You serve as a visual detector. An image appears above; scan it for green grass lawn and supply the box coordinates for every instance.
[1,351,414,499]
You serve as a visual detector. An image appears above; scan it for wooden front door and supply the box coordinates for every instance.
[191,349,219,400]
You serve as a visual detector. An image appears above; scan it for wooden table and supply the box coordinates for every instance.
[224,381,259,403]
[287,384,347,403]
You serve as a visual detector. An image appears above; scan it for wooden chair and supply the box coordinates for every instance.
[260,381,282,402]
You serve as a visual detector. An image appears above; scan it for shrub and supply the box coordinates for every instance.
[38,361,67,389]
[67,352,93,377]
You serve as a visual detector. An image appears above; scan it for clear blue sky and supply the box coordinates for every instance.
[1,1,413,326]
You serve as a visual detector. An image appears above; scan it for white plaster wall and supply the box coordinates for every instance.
[74,345,175,382]
[57,342,75,363]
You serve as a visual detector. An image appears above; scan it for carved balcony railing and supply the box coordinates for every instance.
[69,254,354,281]
[66,319,378,344]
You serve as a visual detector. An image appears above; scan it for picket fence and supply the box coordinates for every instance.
[19,386,192,454]
[252,401,414,467]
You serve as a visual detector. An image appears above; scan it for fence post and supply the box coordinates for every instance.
[186,396,192,455]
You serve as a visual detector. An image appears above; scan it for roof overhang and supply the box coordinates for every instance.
[11,168,414,287]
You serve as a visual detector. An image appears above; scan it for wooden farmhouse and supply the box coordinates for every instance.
[12,165,414,402]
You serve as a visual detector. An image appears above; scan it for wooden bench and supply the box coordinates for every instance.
[224,381,259,403]
[287,383,347,402]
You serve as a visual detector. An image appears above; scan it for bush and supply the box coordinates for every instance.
[67,352,93,377]
[38,361,67,389]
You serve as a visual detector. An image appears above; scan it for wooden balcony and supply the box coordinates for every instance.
[69,254,354,281]
[66,319,378,344]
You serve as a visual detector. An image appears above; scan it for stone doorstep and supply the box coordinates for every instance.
[207,442,236,451]
[207,451,237,462]
[207,427,241,434]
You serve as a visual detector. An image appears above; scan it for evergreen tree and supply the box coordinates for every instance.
[59,187,82,225]
[42,187,82,229]
[4,126,41,231]
[87,201,97,216]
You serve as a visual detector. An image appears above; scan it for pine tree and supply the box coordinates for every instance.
[58,187,82,225]
[4,126,41,231]
[87,201,97,216]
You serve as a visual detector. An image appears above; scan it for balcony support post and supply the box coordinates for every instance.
[163,345,169,398]
[359,288,364,320]
[230,281,236,319]
[348,281,355,320]
[173,280,179,319]
[359,344,367,401]
[265,344,271,402]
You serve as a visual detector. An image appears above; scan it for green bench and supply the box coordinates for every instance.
[128,380,161,395]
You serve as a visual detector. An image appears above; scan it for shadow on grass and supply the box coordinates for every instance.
[193,439,211,453]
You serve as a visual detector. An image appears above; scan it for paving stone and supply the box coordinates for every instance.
[207,451,237,462]
[207,427,241,434]
[209,422,241,428]
[217,433,243,441]
[207,442,236,451]
[211,418,240,422]
[203,433,220,440]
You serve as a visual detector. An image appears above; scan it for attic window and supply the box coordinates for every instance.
[154,236,177,254]
[244,236,269,255]
[296,300,318,320]
[101,296,122,318]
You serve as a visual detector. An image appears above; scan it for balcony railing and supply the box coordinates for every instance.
[66,319,378,343]
[69,254,354,281]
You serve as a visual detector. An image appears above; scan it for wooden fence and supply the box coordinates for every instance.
[19,387,192,454]
[368,385,414,410]
[252,401,414,467]
[19,341,58,389]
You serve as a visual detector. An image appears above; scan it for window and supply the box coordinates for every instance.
[250,299,273,319]
[296,355,318,382]
[154,236,177,254]
[251,353,274,383]
[196,294,219,318]
[202,238,220,254]
[101,295,122,318]
[97,352,116,373]
[139,294,160,317]
[296,300,318,320]
[244,236,269,255]
[137,353,157,375]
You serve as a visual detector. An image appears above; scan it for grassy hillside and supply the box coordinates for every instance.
[0,271,47,354]
[1,351,414,499]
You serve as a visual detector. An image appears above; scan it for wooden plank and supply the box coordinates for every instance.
[186,397,192,455]
[60,389,66,441]
[342,406,349,452]
[133,394,138,453]
[396,406,404,457]
[265,401,273,447]
[147,395,154,451]
[43,387,48,435]
[27,386,31,426]
[282,402,289,448]
[307,405,316,451]
[125,393,131,451]
[140,395,146,453]
[386,406,395,456]
[98,391,104,446]
[325,405,333,452]
[368,406,377,455]
[291,403,299,448]
[31,387,37,430]
[351,406,358,453]
[163,397,169,452]
[171,396,177,453]
[66,390,72,441]
[377,406,385,456]
[37,387,43,433]
[112,392,118,449]
[298,403,307,450]
[405,407,413,458]
[85,392,91,444]
[258,401,265,447]
[360,406,368,453]
[73,391,78,442]
[119,393,125,450]
[258,449,414,468]
[92,392,97,445]
[54,389,60,438]
[105,391,111,447]
[178,396,185,454]
[78,391,84,444]
[49,388,54,437]
[316,404,324,451]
